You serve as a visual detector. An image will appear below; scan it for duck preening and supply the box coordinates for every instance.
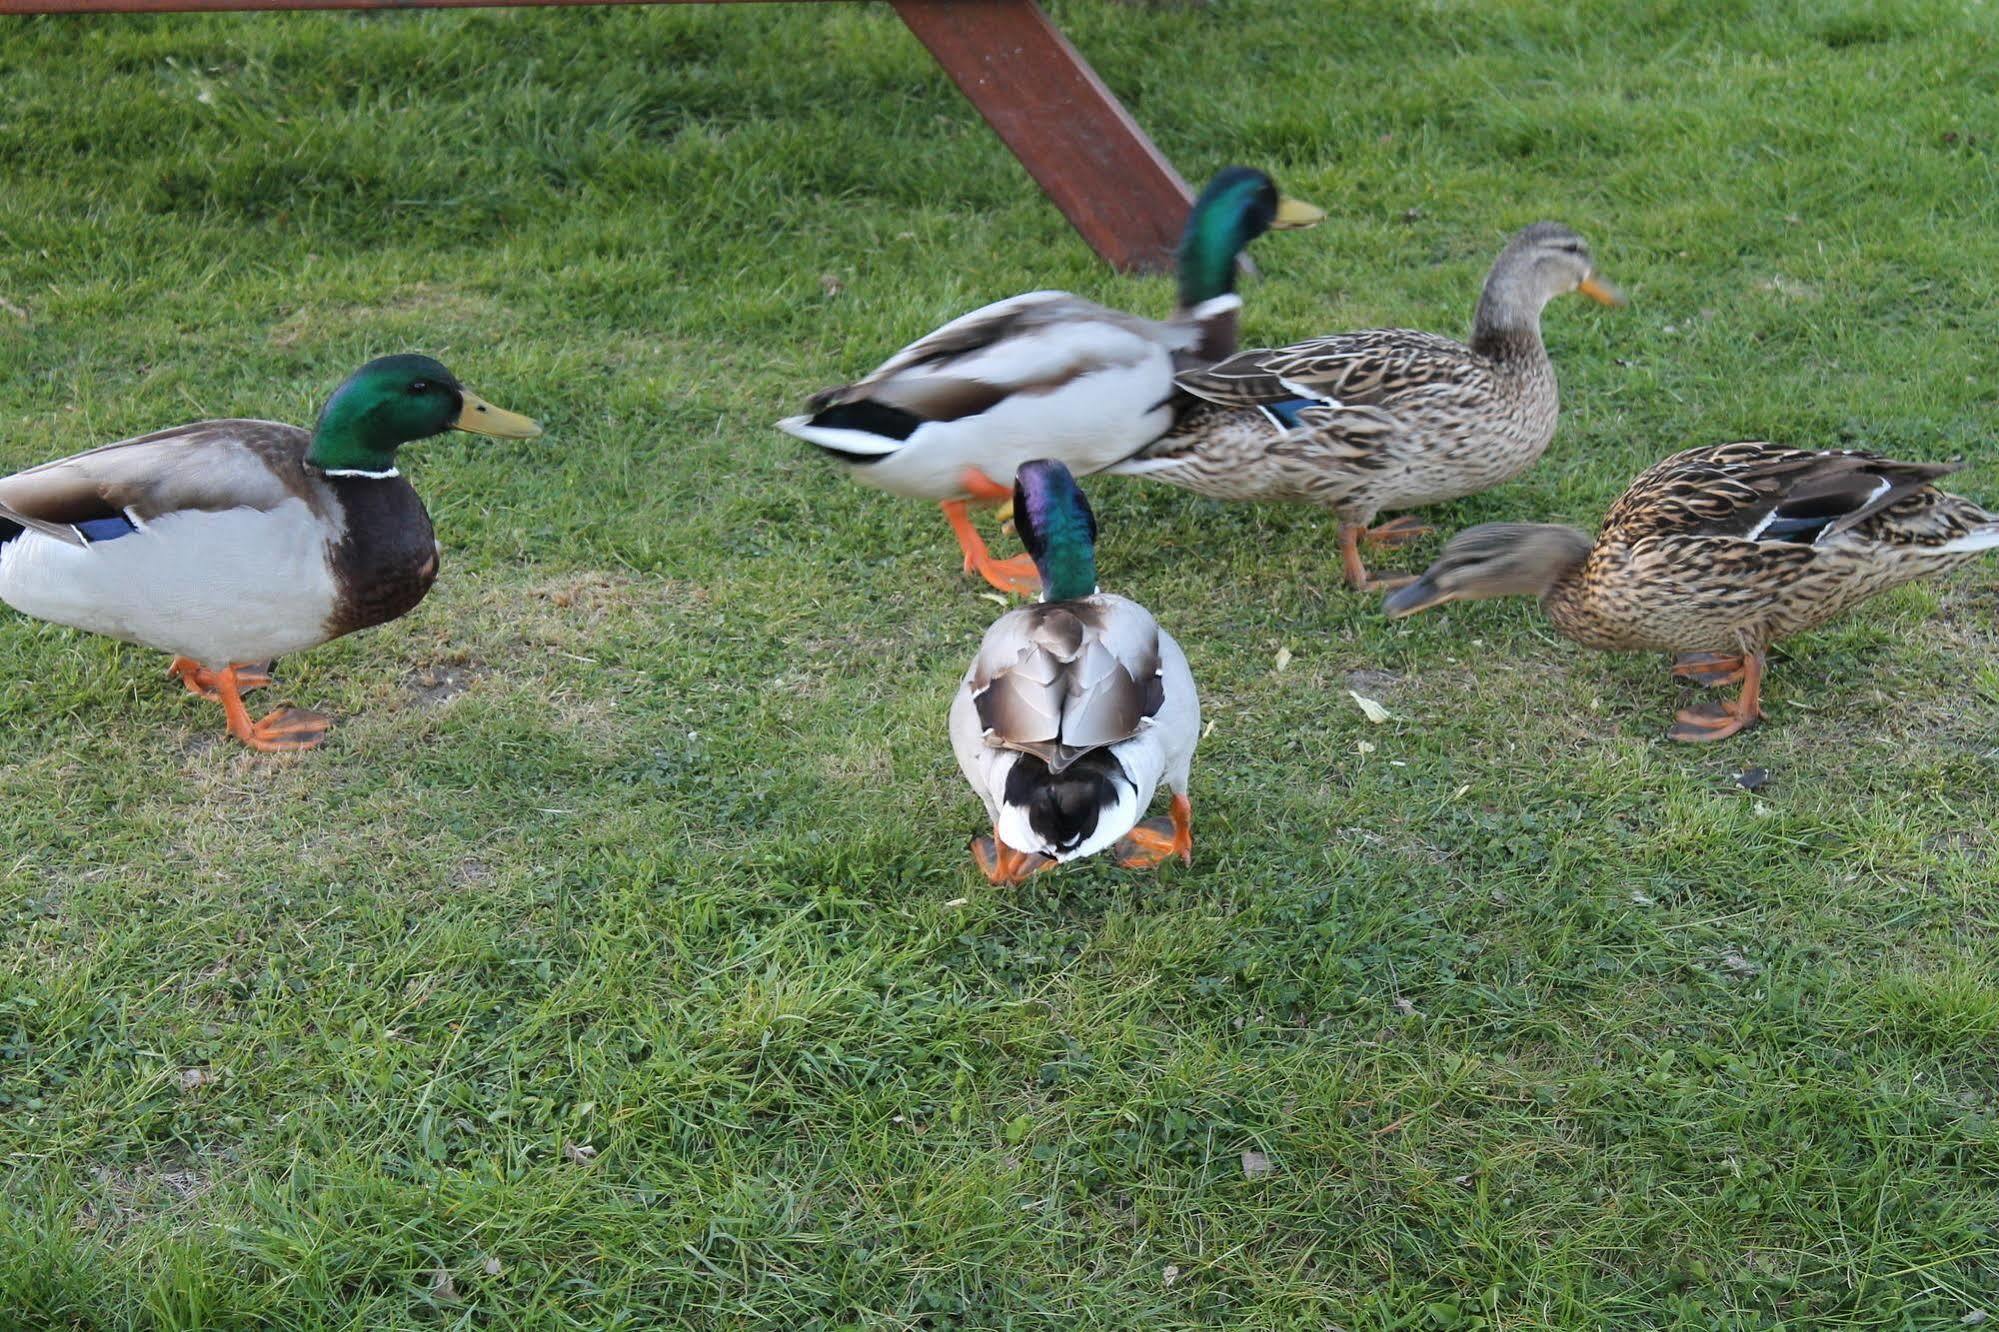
[949,460,1201,882]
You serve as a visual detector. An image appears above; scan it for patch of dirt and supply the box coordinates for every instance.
[407,661,485,709]
[78,1163,212,1237]
[522,572,650,612]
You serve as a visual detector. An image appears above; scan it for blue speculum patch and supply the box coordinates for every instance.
[74,515,140,543]
[1265,398,1317,429]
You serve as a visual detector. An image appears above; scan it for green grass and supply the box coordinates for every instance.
[3,0,1999,1326]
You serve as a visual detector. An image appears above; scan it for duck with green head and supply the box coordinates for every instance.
[0,354,541,750]
[949,460,1201,883]
[779,167,1323,595]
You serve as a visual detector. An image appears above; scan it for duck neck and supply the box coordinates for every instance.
[1037,534,1098,604]
[1468,265,1552,368]
[1538,551,1606,648]
[1176,207,1247,314]
[1174,217,1251,361]
[307,408,403,478]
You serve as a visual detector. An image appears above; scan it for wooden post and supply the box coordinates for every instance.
[888,0,1191,273]
[0,0,1191,271]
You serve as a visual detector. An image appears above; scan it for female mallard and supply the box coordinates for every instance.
[0,354,541,751]
[1110,221,1623,590]
[778,167,1323,595]
[1383,442,1999,740]
[949,460,1199,883]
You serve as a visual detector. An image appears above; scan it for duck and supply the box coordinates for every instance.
[948,459,1199,883]
[1382,442,1999,741]
[1108,221,1623,590]
[777,167,1323,595]
[0,354,541,751]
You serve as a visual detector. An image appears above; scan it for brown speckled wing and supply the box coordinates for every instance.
[1604,443,1965,546]
[1175,330,1492,409]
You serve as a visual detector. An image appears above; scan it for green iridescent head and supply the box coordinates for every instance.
[1175,166,1325,311]
[1013,459,1099,603]
[307,354,542,476]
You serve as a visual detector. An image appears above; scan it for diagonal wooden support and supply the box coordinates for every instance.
[888,0,1193,272]
[0,0,1191,271]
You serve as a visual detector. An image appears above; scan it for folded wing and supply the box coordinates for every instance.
[968,600,1165,771]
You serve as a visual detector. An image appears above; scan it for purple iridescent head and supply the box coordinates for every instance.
[1013,460,1098,603]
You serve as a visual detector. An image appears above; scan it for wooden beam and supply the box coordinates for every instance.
[0,0,1192,272]
[889,0,1190,273]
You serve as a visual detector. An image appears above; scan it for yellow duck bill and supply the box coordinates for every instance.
[454,392,543,439]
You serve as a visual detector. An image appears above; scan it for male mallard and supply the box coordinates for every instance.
[0,354,541,751]
[1110,221,1623,590]
[949,460,1199,883]
[778,167,1323,595]
[1383,442,1999,741]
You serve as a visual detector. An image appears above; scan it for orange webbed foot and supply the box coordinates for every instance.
[1667,700,1759,743]
[203,663,333,753]
[972,553,1041,597]
[970,835,1054,885]
[1668,648,1766,742]
[1339,523,1413,591]
[1113,794,1194,870]
[238,707,333,753]
[941,498,1040,596]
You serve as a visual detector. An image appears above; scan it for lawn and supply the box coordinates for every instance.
[2,0,1998,1326]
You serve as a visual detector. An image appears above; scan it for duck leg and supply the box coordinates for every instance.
[1361,514,1435,548]
[206,664,333,752]
[1337,523,1416,592]
[1671,652,1747,688]
[1668,651,1765,742]
[1114,793,1194,869]
[970,833,1054,884]
[170,656,272,700]
[940,467,1039,595]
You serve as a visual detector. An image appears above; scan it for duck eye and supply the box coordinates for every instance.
[409,380,430,394]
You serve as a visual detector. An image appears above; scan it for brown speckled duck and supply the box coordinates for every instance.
[1110,222,1623,590]
[1383,442,1999,741]
[0,355,541,751]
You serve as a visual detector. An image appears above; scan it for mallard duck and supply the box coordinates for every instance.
[0,354,541,751]
[778,167,1323,595]
[949,459,1199,883]
[1110,221,1623,590]
[1383,442,1999,741]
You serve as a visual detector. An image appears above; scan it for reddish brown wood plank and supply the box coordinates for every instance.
[890,0,1190,272]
